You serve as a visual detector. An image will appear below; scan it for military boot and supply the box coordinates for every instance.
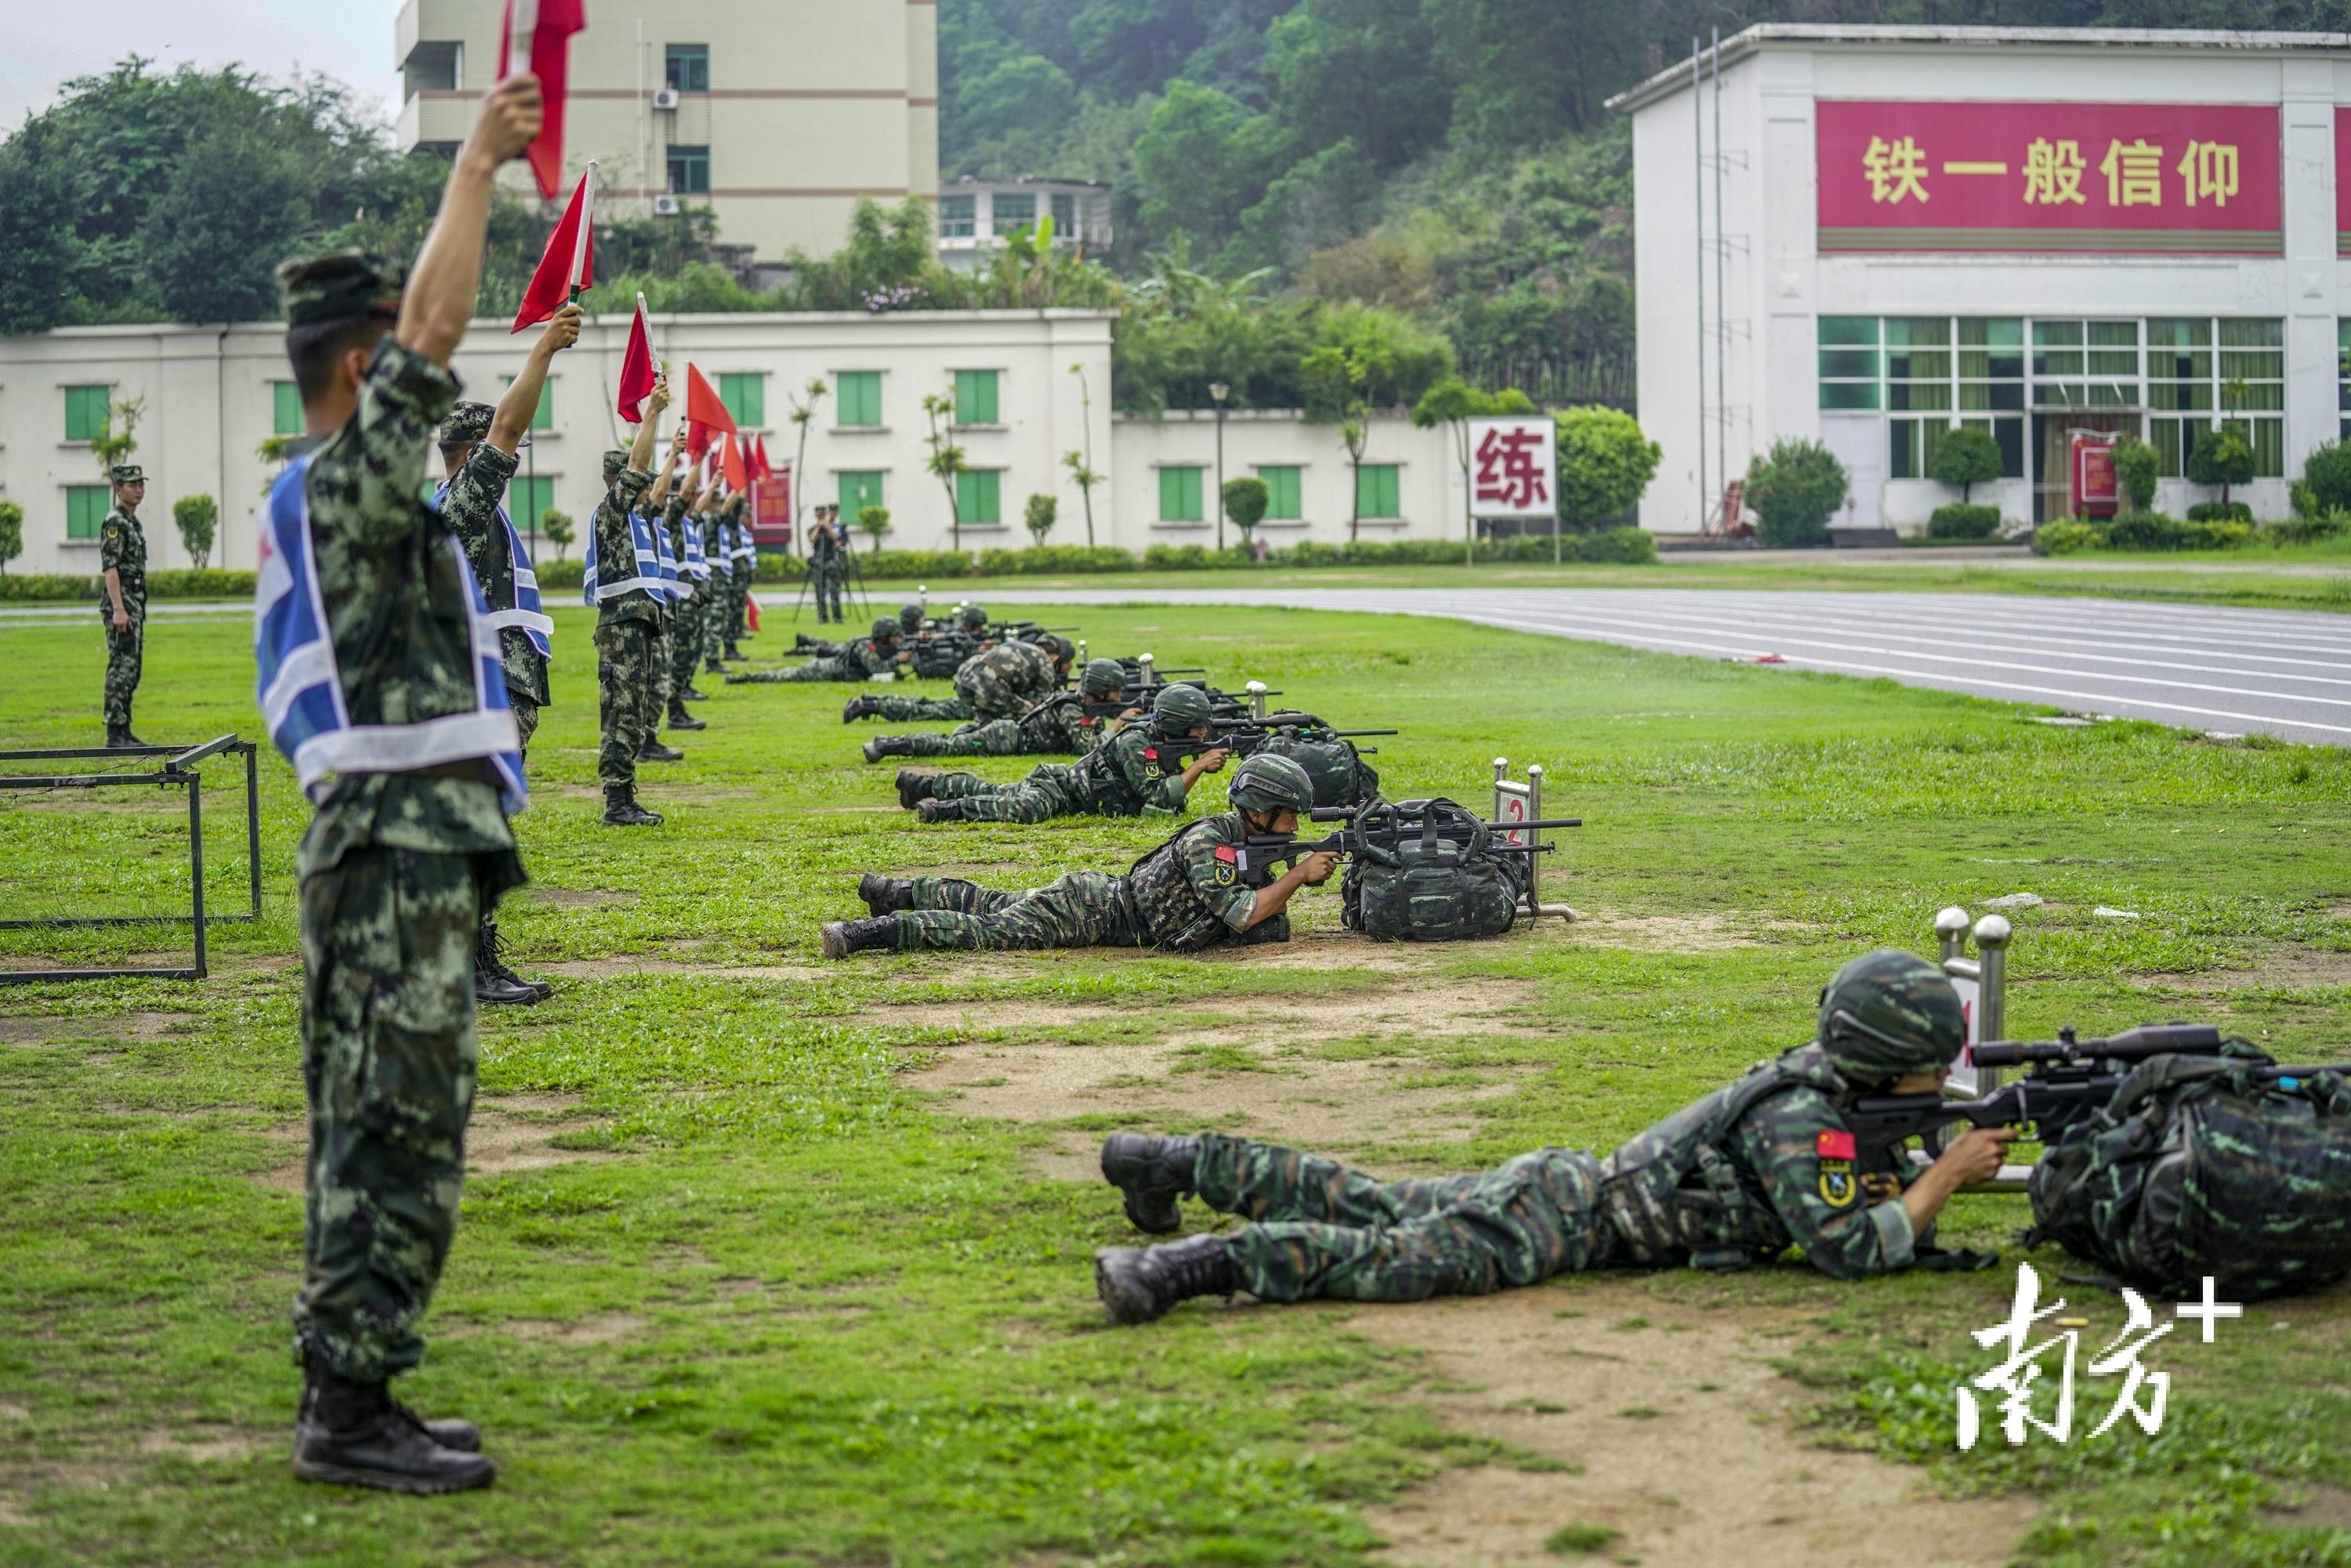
[895,770,940,810]
[724,643,743,660]
[483,920,553,1002]
[473,924,540,1006]
[842,695,879,723]
[820,915,900,960]
[637,739,685,762]
[295,1340,479,1454]
[1099,1132,1201,1234]
[864,736,914,764]
[1094,1233,1238,1326]
[857,874,918,915]
[705,657,730,675]
[916,798,968,824]
[683,684,712,702]
[602,787,665,827]
[292,1363,495,1494]
[665,704,708,732]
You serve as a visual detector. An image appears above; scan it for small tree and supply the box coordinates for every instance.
[1222,476,1269,555]
[0,501,21,575]
[922,392,970,553]
[540,506,576,562]
[1023,492,1058,547]
[2111,436,2160,513]
[1067,361,1101,547]
[1925,426,2002,505]
[2186,425,2256,513]
[1552,407,1661,564]
[1744,439,1848,549]
[172,493,218,568]
[89,396,146,480]
[856,505,892,552]
[786,377,828,554]
[2299,439,2351,515]
[1411,378,1536,564]
[1303,343,1379,545]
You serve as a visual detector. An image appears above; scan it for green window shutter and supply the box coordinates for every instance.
[719,372,765,428]
[1259,466,1302,520]
[838,471,885,520]
[1358,464,1400,519]
[837,372,882,427]
[511,476,556,529]
[532,383,554,432]
[954,370,998,426]
[272,382,303,436]
[1159,467,1204,522]
[957,469,1001,523]
[64,386,110,442]
[67,485,110,538]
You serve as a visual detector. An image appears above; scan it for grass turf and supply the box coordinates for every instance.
[1,601,2348,1566]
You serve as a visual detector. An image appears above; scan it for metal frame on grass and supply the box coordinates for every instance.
[0,735,262,983]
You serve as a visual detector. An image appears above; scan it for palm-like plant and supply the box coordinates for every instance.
[785,378,828,553]
[922,391,971,554]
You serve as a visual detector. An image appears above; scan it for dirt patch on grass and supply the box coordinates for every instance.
[505,1310,647,1345]
[2139,945,2351,992]
[525,886,639,908]
[2266,1481,2351,1532]
[0,1012,197,1047]
[877,978,1540,1048]
[1574,912,1774,951]
[1351,1283,2035,1568]
[138,1427,268,1464]
[534,955,830,983]
[255,1092,618,1190]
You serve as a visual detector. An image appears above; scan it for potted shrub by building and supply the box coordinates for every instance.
[1743,439,1848,549]
[1924,426,2002,540]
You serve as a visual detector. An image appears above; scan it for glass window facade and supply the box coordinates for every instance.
[992,192,1036,235]
[940,194,975,239]
[2147,318,2284,478]
[668,146,710,195]
[665,45,710,92]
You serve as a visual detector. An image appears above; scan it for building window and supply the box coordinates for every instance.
[665,45,710,93]
[1817,317,1881,410]
[1258,465,1302,520]
[67,484,110,540]
[510,475,556,531]
[940,194,976,239]
[63,385,111,442]
[2148,318,2284,479]
[403,41,462,98]
[1357,463,1402,520]
[500,376,555,432]
[1051,192,1077,233]
[2030,320,2139,410]
[992,191,1036,236]
[835,372,882,428]
[953,370,998,426]
[668,145,710,195]
[837,471,886,524]
[1158,466,1204,523]
[1820,318,2023,482]
[956,469,1002,525]
[272,382,303,437]
[719,372,765,429]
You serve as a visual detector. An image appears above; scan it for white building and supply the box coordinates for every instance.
[936,177,1116,270]
[0,310,1465,574]
[1613,26,2351,534]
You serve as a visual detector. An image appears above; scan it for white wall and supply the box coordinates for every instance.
[1108,411,1463,552]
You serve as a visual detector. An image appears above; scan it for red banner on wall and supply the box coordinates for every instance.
[2072,435,2119,520]
[1817,101,2281,255]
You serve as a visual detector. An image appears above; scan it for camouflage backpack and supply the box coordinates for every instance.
[2025,1045,2351,1302]
[1339,798,1530,942]
[1255,721,1380,810]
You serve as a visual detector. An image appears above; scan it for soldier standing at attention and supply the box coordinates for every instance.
[253,71,545,1493]
[724,489,757,656]
[808,502,846,625]
[658,453,708,736]
[589,395,676,827]
[431,301,578,1007]
[99,463,150,748]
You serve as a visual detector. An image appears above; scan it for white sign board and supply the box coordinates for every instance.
[1946,974,1983,1096]
[1493,785,1532,848]
[1468,416,1558,520]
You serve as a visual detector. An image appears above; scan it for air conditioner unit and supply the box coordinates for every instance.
[653,194,682,216]
[651,87,681,110]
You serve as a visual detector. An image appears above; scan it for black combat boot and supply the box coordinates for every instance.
[916,798,968,824]
[603,787,665,827]
[292,1361,495,1494]
[665,705,708,732]
[864,736,914,764]
[483,920,553,1002]
[724,643,743,660]
[1094,1233,1239,1326]
[895,770,940,810]
[705,657,730,675]
[1099,1132,1201,1234]
[857,874,918,915]
[473,924,540,1006]
[638,739,685,762]
[842,695,878,723]
[820,915,900,960]
[683,684,711,702]
[295,1339,479,1454]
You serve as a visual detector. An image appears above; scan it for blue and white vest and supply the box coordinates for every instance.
[255,454,526,814]
[581,509,665,605]
[432,480,553,660]
[730,520,757,565]
[682,516,712,581]
[650,509,683,599]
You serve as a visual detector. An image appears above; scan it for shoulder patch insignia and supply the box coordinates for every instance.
[1815,1129,1857,1161]
[1143,747,1159,762]
[1214,844,1237,863]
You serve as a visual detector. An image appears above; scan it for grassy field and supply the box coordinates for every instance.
[2,601,2349,1567]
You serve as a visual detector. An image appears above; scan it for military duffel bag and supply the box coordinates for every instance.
[1256,724,1379,810]
[2025,1045,2351,1302]
[1340,797,1529,941]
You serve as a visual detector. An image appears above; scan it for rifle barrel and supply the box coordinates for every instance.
[1972,1023,2224,1069]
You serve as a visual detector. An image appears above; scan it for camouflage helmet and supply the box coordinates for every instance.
[1227,753,1315,817]
[1148,683,1214,737]
[958,603,987,631]
[1817,951,1965,1082]
[871,616,902,643]
[1079,657,1126,698]
[899,603,925,631]
[1034,632,1075,665]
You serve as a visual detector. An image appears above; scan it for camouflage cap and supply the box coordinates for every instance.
[602,449,630,480]
[958,604,987,630]
[1080,657,1127,698]
[1032,632,1075,664]
[108,465,145,485]
[276,250,404,328]
[871,616,902,643]
[1227,752,1314,816]
[899,603,925,630]
[1149,683,1214,737]
[1817,950,1965,1082]
[439,402,494,447]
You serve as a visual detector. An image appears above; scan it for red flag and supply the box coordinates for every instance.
[616,292,657,422]
[744,433,770,482]
[721,431,749,491]
[683,364,737,436]
[684,421,716,461]
[513,165,596,333]
[499,0,589,201]
[745,592,762,632]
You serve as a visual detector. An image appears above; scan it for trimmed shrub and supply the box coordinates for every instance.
[2185,426,2255,510]
[2298,438,2351,514]
[536,558,584,589]
[858,549,976,580]
[1143,544,1221,571]
[1925,426,2002,504]
[0,572,99,602]
[1569,526,1657,564]
[2101,511,2179,550]
[975,545,1138,575]
[1744,439,1848,549]
[0,501,21,574]
[2032,520,2101,556]
[172,494,218,569]
[2186,500,2253,526]
[2110,436,2159,513]
[1926,503,2001,541]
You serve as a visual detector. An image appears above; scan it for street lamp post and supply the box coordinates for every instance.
[1208,381,1230,553]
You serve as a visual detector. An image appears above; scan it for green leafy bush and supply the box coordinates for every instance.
[2100,511,2177,550]
[1924,426,2001,504]
[2031,520,2101,556]
[2185,426,2255,510]
[0,501,20,574]
[1744,439,1847,549]
[2295,439,2351,514]
[2186,500,2253,526]
[0,572,98,601]
[1926,503,2001,541]
[2262,510,2349,545]
[1143,544,1222,570]
[2110,436,2160,513]
[1552,405,1660,531]
[973,545,1138,575]
[171,494,217,568]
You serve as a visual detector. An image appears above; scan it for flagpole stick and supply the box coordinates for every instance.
[568,160,598,306]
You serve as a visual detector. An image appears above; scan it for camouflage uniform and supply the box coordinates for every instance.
[894,812,1288,952]
[98,497,147,730]
[871,639,1056,723]
[437,435,549,755]
[662,499,703,705]
[288,330,527,1383]
[928,722,1190,823]
[733,636,896,683]
[1194,1042,1927,1305]
[701,518,732,668]
[592,469,659,790]
[885,692,1108,759]
[809,520,846,623]
[726,509,755,649]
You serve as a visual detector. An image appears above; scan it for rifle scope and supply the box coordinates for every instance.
[1971,1023,2223,1068]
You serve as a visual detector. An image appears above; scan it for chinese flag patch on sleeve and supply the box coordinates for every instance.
[1143,748,1160,762]
[1815,1129,1857,1161]
[1214,844,1237,863]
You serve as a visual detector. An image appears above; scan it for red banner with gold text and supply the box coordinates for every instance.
[1817,100,2280,255]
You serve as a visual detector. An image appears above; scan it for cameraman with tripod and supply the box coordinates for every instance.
[808,503,849,625]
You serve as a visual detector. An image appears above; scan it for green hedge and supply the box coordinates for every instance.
[2034,512,2259,555]
[0,567,258,603]
[1926,503,2001,541]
